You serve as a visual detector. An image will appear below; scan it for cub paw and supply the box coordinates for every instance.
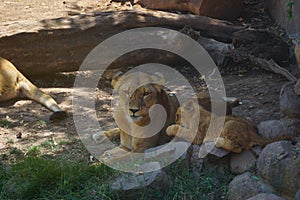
[166,125,180,136]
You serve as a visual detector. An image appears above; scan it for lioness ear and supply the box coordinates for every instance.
[111,72,124,89]
[151,72,165,92]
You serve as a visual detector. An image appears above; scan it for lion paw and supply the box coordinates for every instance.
[92,131,108,143]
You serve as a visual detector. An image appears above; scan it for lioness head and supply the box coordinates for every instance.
[112,71,165,125]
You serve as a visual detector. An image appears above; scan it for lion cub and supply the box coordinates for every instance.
[166,98,290,153]
[0,57,67,120]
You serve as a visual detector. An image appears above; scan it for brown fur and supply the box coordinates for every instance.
[99,71,179,163]
[0,57,67,120]
[166,99,292,153]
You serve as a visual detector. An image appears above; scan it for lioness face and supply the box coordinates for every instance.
[128,84,161,124]
[112,71,165,125]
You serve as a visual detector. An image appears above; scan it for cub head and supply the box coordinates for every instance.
[111,71,165,125]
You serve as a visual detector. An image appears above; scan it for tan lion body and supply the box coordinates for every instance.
[99,71,179,163]
[0,57,66,120]
[166,99,291,153]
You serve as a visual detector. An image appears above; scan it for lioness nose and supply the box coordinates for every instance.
[129,108,139,114]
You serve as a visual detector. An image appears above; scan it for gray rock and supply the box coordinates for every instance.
[280,82,300,118]
[295,189,300,200]
[190,145,204,178]
[233,29,290,65]
[251,146,263,157]
[110,162,170,195]
[198,141,230,158]
[230,150,256,174]
[257,141,300,198]
[228,172,274,200]
[257,119,300,139]
[144,141,192,172]
[264,0,300,36]
[247,193,286,200]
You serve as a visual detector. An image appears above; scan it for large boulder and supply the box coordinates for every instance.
[228,172,275,200]
[246,193,286,200]
[257,141,300,198]
[295,189,300,200]
[137,0,244,20]
[263,0,300,36]
[257,119,300,139]
[233,29,290,65]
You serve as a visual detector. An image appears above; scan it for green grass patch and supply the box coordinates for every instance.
[0,119,11,128]
[0,156,232,199]
[6,139,14,144]
[26,146,41,157]
[0,157,116,199]
[163,163,233,200]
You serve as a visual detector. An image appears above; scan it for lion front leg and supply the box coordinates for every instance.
[92,128,121,143]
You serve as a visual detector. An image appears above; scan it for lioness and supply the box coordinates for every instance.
[0,57,67,120]
[166,98,292,153]
[96,71,179,163]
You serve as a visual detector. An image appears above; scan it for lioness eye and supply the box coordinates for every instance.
[144,92,150,96]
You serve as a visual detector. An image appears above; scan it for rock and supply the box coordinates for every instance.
[110,162,170,196]
[0,10,244,76]
[257,118,300,139]
[190,145,204,178]
[233,29,290,65]
[196,0,244,20]
[295,189,300,200]
[257,141,300,198]
[198,141,230,158]
[280,82,300,118]
[145,141,192,174]
[294,40,300,69]
[294,78,300,95]
[191,143,230,177]
[144,141,190,160]
[198,142,231,175]
[264,0,300,36]
[251,146,263,157]
[197,35,233,67]
[228,172,275,200]
[137,0,244,20]
[246,193,286,200]
[230,150,256,174]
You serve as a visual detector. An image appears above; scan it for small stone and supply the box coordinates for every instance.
[230,150,256,174]
[16,132,22,139]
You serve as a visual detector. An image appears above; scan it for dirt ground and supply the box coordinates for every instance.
[0,0,299,164]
